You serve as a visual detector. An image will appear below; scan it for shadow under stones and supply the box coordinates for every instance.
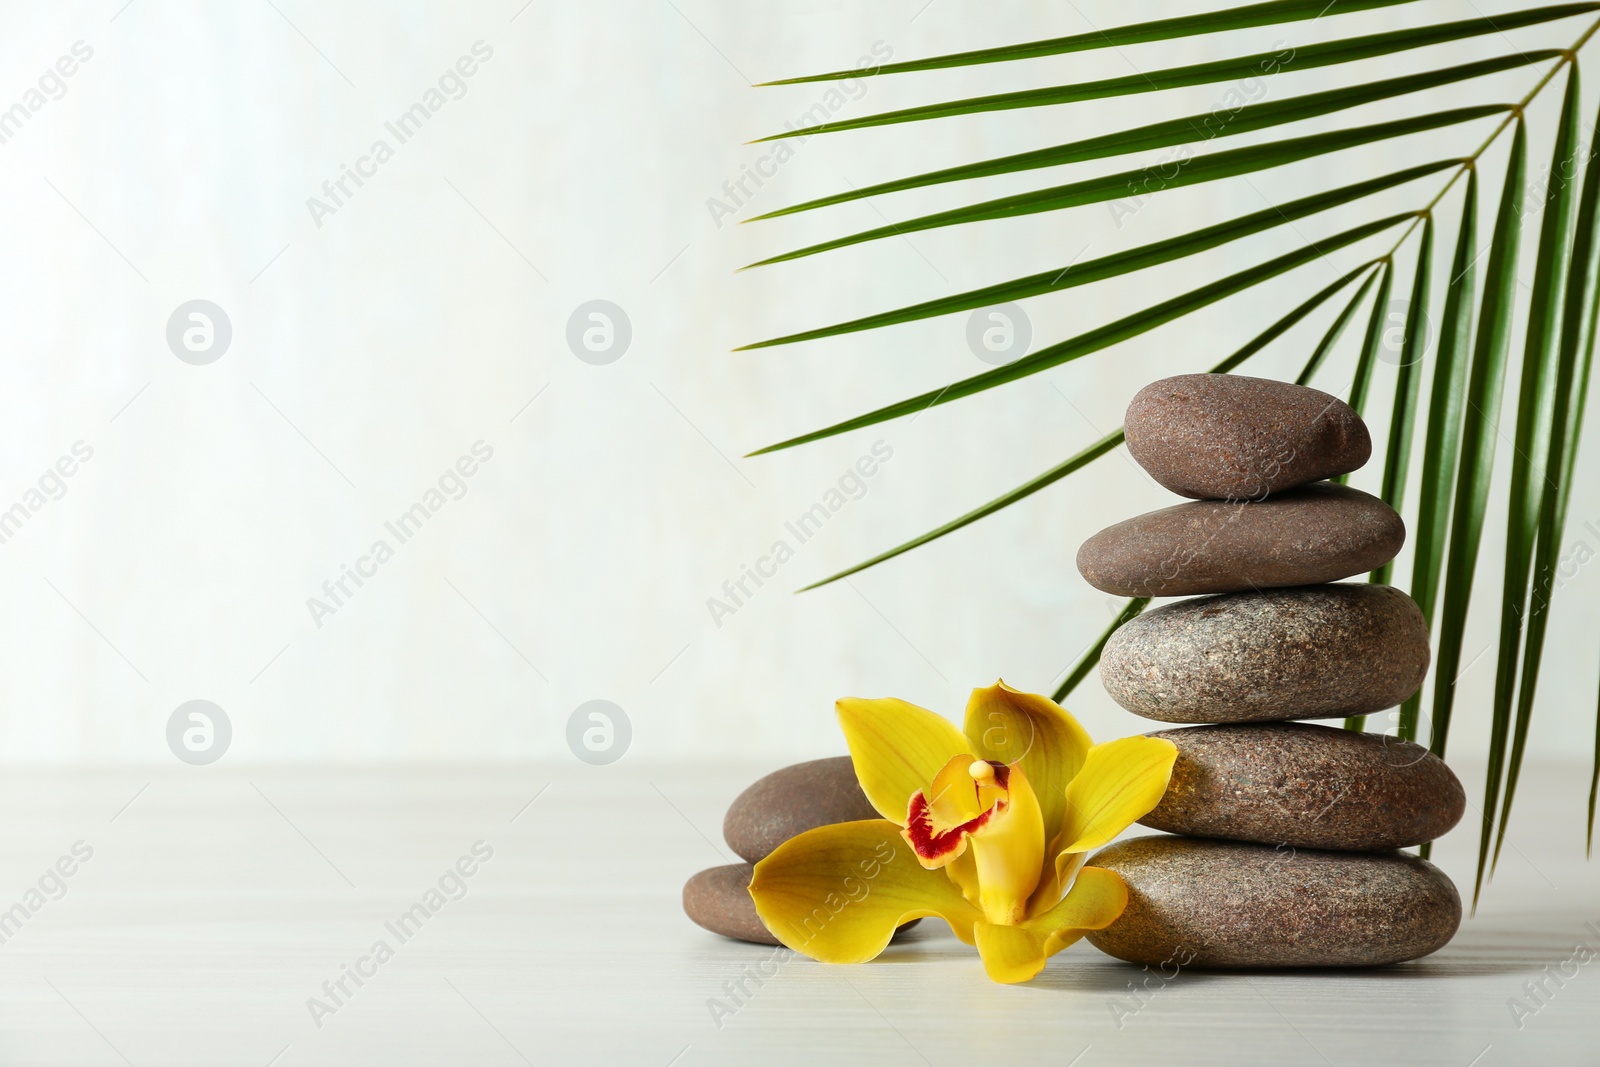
[1027,910,1596,987]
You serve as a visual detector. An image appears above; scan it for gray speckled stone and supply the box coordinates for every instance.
[1086,835,1461,967]
[1076,481,1405,598]
[683,863,919,945]
[723,757,878,864]
[1125,374,1371,500]
[1100,583,1429,723]
[1140,723,1464,850]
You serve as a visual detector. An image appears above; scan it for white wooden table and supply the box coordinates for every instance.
[0,759,1594,1065]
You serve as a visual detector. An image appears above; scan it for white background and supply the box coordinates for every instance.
[0,0,1595,772]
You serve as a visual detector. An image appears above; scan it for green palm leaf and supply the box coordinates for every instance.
[1428,118,1527,770]
[758,0,1429,83]
[1402,172,1478,744]
[750,56,1550,221]
[1338,260,1394,731]
[1495,70,1600,870]
[747,108,1500,268]
[741,163,1453,349]
[1373,215,1434,586]
[795,262,1379,589]
[1054,598,1150,703]
[1475,73,1582,905]
[751,215,1409,456]
[757,8,1588,133]
[1592,686,1600,855]
[1294,268,1382,387]
[1345,259,1395,425]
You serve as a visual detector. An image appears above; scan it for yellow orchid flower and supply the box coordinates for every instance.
[749,681,1177,984]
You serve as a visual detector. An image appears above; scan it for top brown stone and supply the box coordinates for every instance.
[723,757,878,863]
[1125,374,1372,500]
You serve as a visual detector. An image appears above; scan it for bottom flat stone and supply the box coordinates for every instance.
[684,863,780,945]
[1086,835,1460,968]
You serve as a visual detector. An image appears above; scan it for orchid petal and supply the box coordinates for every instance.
[1024,865,1130,949]
[1028,737,1175,913]
[1056,736,1178,856]
[973,921,1052,983]
[1027,848,1090,917]
[837,697,970,823]
[944,847,981,907]
[750,819,982,963]
[974,866,1128,983]
[968,761,1045,926]
[963,681,1092,840]
[926,754,989,824]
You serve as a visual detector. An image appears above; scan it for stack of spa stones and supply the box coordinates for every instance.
[684,758,922,944]
[1075,373,1465,968]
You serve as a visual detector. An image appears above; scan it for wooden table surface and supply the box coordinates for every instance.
[0,758,1595,1066]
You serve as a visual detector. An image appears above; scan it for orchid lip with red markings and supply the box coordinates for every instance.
[902,759,1010,865]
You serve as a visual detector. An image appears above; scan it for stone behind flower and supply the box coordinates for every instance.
[723,757,878,863]
[1124,373,1371,500]
[688,757,918,945]
[684,864,781,945]
[1138,722,1465,850]
[1086,835,1461,967]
